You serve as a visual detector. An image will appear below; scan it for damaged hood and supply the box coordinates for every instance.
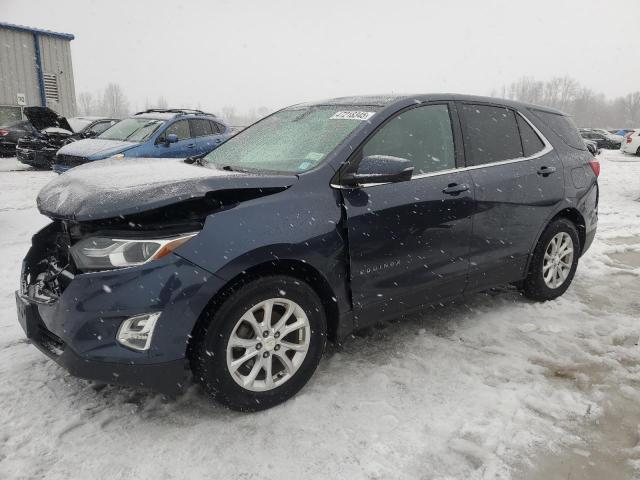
[24,106,73,132]
[37,157,297,221]
[56,138,138,159]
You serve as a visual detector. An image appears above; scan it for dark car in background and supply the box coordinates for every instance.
[17,94,598,411]
[17,113,118,169]
[53,109,230,173]
[579,128,622,149]
[0,119,36,157]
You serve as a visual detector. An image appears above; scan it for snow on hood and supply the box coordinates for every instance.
[56,138,138,159]
[43,127,73,135]
[37,157,298,221]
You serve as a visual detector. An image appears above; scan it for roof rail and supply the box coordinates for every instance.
[134,108,216,117]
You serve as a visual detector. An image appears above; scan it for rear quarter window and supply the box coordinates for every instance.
[531,109,586,150]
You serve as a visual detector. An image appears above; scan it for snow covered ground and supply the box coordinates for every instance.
[0,151,639,480]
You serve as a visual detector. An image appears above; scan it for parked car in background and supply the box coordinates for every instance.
[53,109,230,173]
[17,114,118,169]
[611,129,635,137]
[583,138,600,156]
[621,129,640,156]
[19,94,598,411]
[579,128,622,149]
[0,119,35,157]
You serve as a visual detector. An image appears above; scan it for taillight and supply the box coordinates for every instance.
[589,159,600,177]
[627,136,633,143]
[0,129,8,137]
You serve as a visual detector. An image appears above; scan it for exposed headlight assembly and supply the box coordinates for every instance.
[70,233,196,270]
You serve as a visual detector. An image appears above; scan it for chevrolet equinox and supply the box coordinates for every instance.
[16,94,599,411]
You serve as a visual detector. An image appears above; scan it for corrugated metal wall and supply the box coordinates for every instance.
[0,28,41,109]
[39,35,77,116]
[0,27,76,117]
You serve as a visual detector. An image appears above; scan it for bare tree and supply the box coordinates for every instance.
[77,92,95,116]
[222,106,237,124]
[102,83,130,118]
[500,76,638,128]
[624,92,640,125]
[156,96,168,109]
[256,106,271,118]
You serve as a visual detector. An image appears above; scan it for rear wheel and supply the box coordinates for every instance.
[636,146,640,157]
[523,219,580,301]
[191,275,327,411]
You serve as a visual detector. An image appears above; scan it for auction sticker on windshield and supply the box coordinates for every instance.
[330,111,376,120]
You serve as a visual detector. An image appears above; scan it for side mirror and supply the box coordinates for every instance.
[586,143,596,155]
[166,133,179,145]
[342,155,414,187]
[83,131,97,138]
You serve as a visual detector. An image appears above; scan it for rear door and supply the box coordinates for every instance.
[341,103,474,323]
[193,120,227,154]
[189,119,217,155]
[459,103,564,290]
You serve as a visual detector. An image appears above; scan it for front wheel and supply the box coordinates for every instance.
[523,219,580,301]
[191,275,327,411]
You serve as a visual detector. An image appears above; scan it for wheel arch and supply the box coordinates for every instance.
[187,259,342,360]
[524,207,586,275]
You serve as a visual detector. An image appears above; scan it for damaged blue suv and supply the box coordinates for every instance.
[17,94,599,411]
[52,108,229,173]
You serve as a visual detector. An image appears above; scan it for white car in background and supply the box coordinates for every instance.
[621,129,640,156]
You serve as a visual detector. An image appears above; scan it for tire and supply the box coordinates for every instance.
[636,146,640,157]
[191,275,327,412]
[523,218,580,301]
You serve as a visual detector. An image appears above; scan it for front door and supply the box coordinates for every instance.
[341,103,474,326]
[155,119,197,158]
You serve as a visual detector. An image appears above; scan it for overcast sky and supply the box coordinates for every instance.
[4,0,640,113]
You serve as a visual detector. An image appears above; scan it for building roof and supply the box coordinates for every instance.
[0,22,74,41]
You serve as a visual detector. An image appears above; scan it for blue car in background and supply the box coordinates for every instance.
[53,109,229,173]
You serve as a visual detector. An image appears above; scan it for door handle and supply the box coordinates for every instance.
[537,166,557,176]
[442,183,469,195]
[187,143,196,148]
[214,139,222,143]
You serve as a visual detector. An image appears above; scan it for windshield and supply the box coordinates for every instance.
[203,106,380,173]
[98,117,164,142]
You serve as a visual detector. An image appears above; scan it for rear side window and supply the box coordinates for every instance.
[190,119,213,137]
[531,109,586,150]
[211,121,225,134]
[362,104,455,175]
[461,104,523,165]
[516,115,545,156]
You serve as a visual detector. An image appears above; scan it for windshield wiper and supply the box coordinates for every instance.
[184,154,207,166]
[220,165,252,173]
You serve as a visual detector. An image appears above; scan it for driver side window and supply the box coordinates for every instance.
[164,120,191,141]
[362,104,455,175]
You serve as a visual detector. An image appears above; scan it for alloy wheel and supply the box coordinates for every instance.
[226,298,311,392]
[542,232,574,289]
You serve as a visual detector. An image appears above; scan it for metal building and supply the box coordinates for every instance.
[0,22,77,126]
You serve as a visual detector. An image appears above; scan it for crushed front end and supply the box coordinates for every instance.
[16,132,73,169]
[16,218,223,395]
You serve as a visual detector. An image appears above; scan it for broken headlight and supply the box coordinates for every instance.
[70,233,196,270]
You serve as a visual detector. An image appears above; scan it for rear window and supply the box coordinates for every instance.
[531,109,586,150]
